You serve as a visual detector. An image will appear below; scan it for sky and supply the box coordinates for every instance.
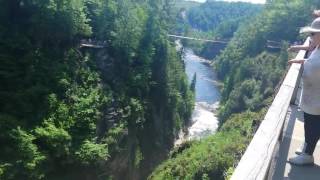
[185,0,266,4]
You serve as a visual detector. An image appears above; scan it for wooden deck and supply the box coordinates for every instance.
[269,87,320,180]
[230,38,320,180]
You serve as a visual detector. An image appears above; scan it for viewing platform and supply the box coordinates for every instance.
[270,97,320,179]
[231,38,320,180]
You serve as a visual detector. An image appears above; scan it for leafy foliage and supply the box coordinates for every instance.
[187,1,262,32]
[149,111,264,180]
[215,0,316,122]
[75,140,108,166]
[0,0,193,179]
[152,0,320,179]
[174,1,262,58]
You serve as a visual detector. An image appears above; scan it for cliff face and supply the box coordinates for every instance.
[199,43,227,59]
[80,31,194,179]
[0,1,194,179]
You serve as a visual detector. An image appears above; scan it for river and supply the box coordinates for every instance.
[175,42,221,145]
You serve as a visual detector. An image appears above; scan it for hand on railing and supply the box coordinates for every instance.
[288,59,305,64]
[287,45,310,52]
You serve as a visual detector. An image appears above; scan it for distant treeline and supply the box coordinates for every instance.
[175,1,262,58]
[187,1,262,33]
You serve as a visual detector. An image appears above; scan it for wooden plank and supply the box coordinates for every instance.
[231,85,294,180]
[230,39,309,180]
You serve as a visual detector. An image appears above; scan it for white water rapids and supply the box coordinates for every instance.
[175,41,221,146]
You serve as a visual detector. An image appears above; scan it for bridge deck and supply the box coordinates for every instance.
[270,87,320,180]
[80,43,105,48]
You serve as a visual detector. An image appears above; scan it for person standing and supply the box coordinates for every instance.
[287,9,320,53]
[288,17,320,165]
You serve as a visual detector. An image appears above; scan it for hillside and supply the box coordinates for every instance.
[174,0,202,10]
[174,1,262,58]
[150,0,318,179]
[0,0,194,179]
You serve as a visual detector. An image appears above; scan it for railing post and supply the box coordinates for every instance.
[290,38,310,105]
[290,67,302,104]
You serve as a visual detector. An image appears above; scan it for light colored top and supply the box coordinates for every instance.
[300,47,320,115]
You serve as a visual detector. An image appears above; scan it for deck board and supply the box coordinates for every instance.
[270,104,320,180]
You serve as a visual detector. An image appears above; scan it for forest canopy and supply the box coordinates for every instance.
[0,0,193,179]
[150,0,320,179]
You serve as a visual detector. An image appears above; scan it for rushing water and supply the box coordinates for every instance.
[175,42,221,145]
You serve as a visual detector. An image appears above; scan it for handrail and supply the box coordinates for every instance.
[230,38,310,180]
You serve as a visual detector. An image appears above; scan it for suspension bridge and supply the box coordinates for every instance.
[167,34,229,44]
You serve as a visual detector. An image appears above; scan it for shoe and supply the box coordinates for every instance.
[289,153,314,166]
[295,142,307,155]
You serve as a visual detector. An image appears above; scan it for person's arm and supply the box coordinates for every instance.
[288,59,306,64]
[288,45,310,52]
